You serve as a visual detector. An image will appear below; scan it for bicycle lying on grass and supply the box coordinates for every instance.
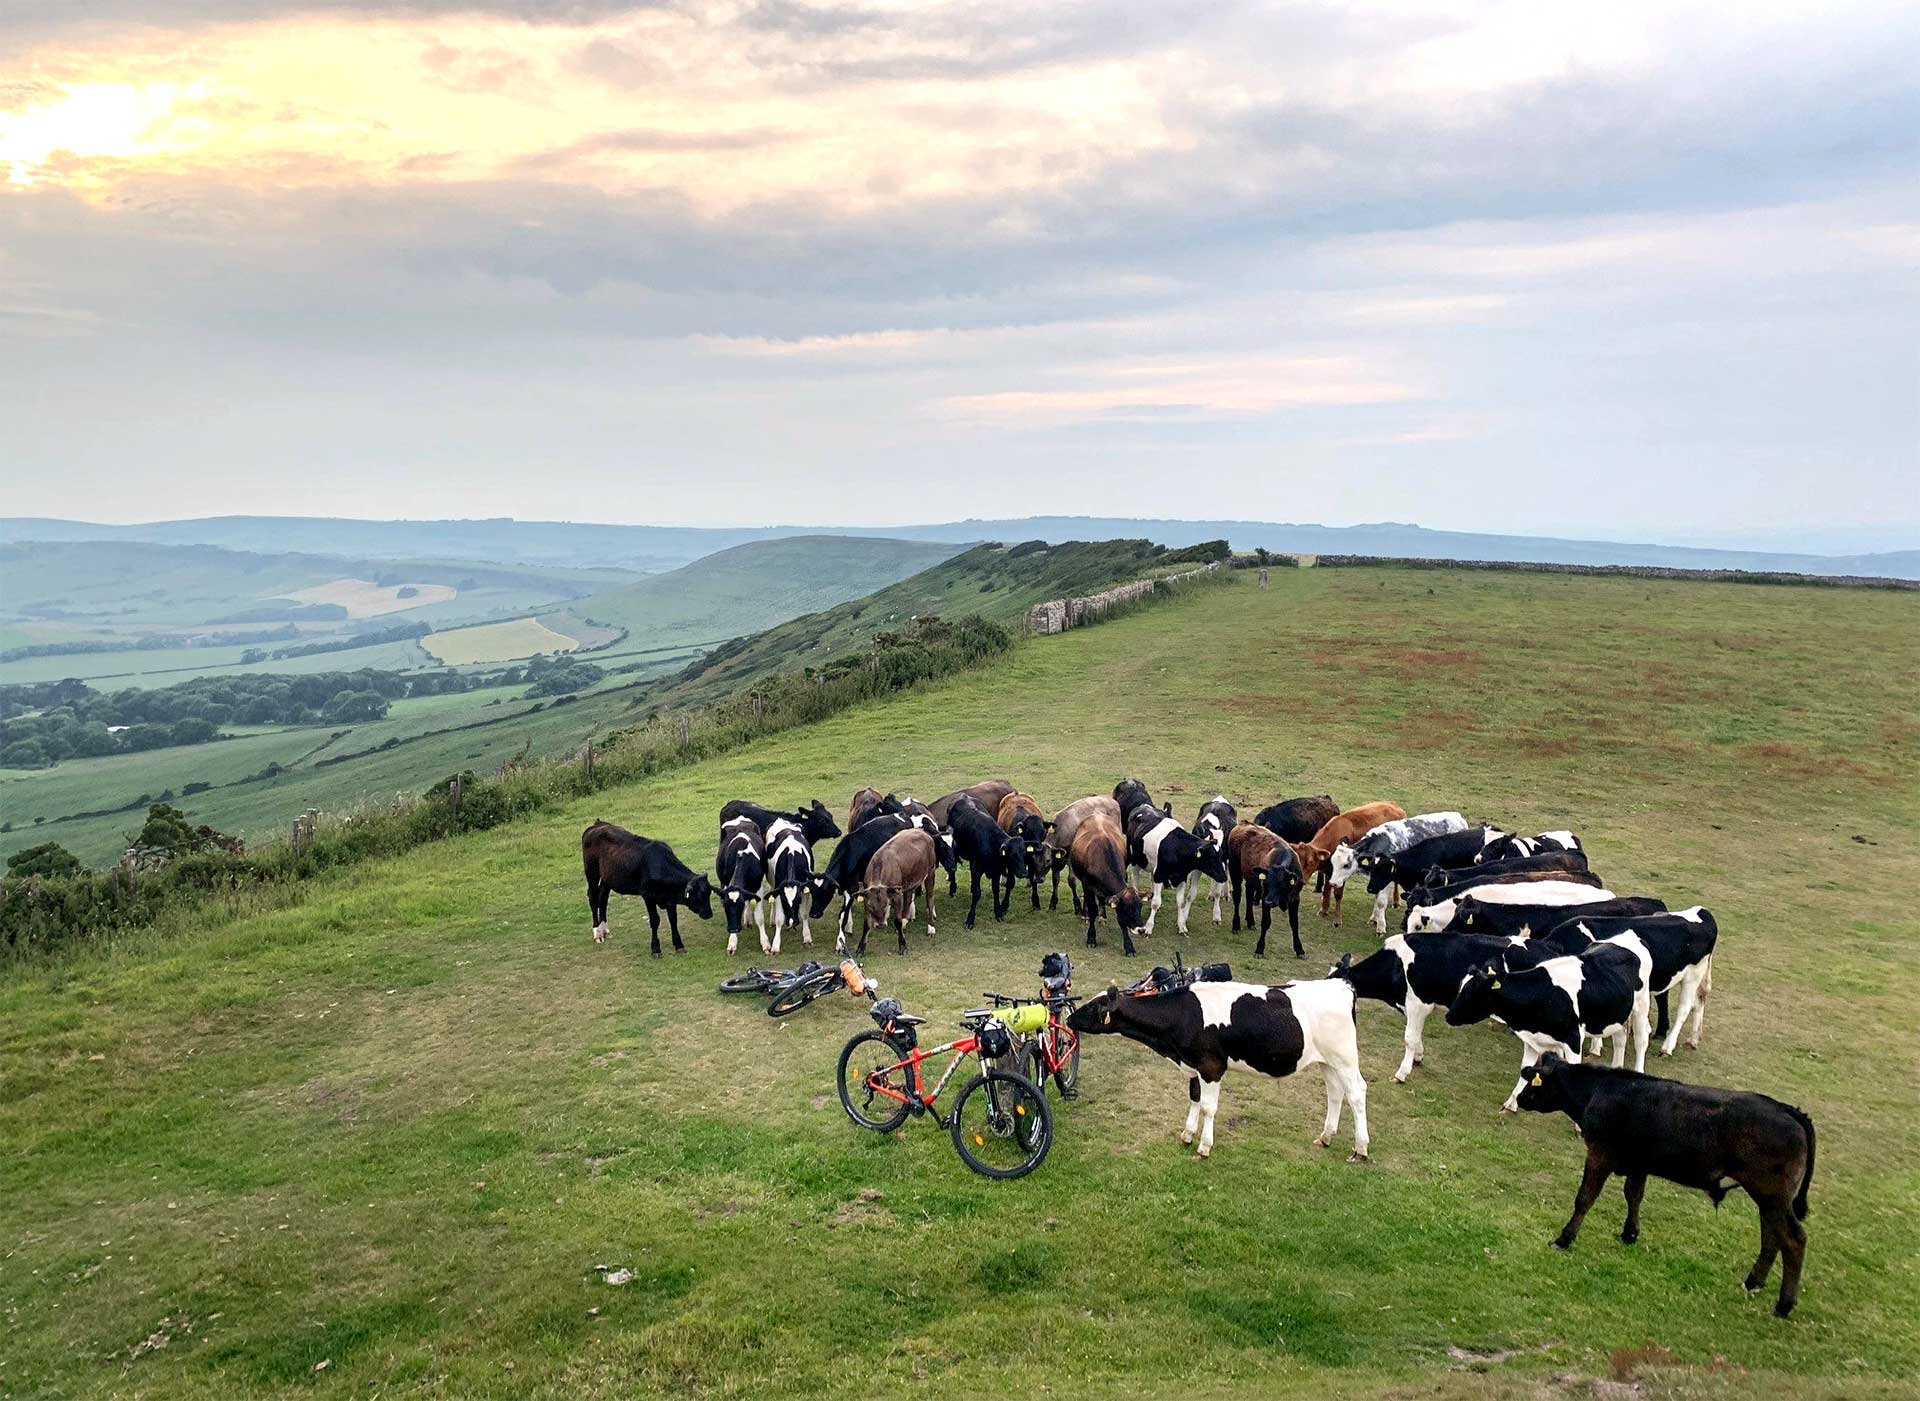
[837,997,1054,1178]
[719,959,877,1018]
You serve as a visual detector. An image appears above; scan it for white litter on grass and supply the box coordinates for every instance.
[594,1266,635,1286]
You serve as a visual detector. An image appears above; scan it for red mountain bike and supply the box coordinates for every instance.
[981,984,1080,1102]
[837,998,1054,1179]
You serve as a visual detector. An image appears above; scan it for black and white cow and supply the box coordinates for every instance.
[1477,829,1582,864]
[719,798,841,849]
[1112,777,1158,829]
[1533,908,1718,1055]
[716,815,768,956]
[948,795,1030,928]
[1517,1056,1815,1317]
[1329,810,1468,933]
[1067,978,1369,1160]
[1404,853,1597,910]
[1130,809,1229,936]
[581,821,714,957]
[764,816,828,953]
[1192,796,1237,924]
[1433,893,1667,940]
[1447,943,1652,1110]
[1406,878,1617,933]
[1332,932,1535,1083]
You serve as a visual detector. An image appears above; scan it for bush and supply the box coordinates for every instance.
[6,843,84,879]
[0,739,49,769]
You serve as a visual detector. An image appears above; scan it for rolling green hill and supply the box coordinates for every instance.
[548,534,968,652]
[2,567,1915,1399]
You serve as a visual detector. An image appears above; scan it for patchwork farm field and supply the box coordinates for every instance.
[423,617,583,666]
[3,569,1916,1400]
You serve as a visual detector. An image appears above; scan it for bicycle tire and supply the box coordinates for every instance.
[718,970,779,995]
[836,1029,913,1132]
[948,1070,1052,1179]
[767,971,843,1017]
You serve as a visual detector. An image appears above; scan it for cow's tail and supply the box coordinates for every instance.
[1786,1104,1816,1220]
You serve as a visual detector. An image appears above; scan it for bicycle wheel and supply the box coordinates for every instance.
[767,971,841,1018]
[836,1030,913,1132]
[948,1070,1052,1179]
[718,969,779,995]
[1050,1025,1080,1098]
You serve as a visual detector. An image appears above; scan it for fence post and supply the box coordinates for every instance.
[450,774,463,816]
[583,740,594,778]
[677,715,690,746]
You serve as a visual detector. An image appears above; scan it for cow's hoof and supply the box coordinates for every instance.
[1744,1276,1764,1294]
[1500,1102,1518,1114]
[1347,1150,1369,1164]
[1774,1299,1795,1319]
[1195,1146,1210,1160]
[1620,1228,1638,1245]
[1552,1234,1574,1252]
[1312,1134,1332,1149]
[1686,1039,1702,1051]
[1392,1072,1409,1084]
[650,949,662,960]
[1179,1131,1193,1145]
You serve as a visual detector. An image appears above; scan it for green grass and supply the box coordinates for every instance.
[2,568,1916,1399]
[423,617,583,666]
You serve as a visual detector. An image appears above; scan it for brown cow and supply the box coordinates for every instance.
[1069,812,1146,955]
[1049,796,1122,911]
[1290,801,1407,923]
[926,780,1016,827]
[855,829,938,956]
[847,786,889,833]
[996,791,1051,910]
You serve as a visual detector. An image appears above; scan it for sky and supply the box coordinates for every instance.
[1,1,1915,548]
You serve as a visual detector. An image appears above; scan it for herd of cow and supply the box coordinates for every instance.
[577,778,1818,1318]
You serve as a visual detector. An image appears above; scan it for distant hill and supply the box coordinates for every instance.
[556,535,967,650]
[6,513,1916,579]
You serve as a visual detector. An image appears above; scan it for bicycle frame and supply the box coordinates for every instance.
[864,1033,985,1120]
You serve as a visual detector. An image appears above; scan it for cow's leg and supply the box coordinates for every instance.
[1288,895,1303,958]
[855,905,871,956]
[1314,1062,1347,1151]
[1606,1022,1627,1068]
[770,895,787,953]
[666,903,685,953]
[1195,1078,1222,1158]
[964,868,983,930]
[1345,1065,1370,1161]
[1685,957,1711,1049]
[1396,998,1431,1083]
[588,877,607,942]
[1228,867,1243,932]
[1553,1152,1612,1250]
[923,876,938,938]
[1084,897,1099,948]
[1621,1173,1647,1245]
[1773,1208,1807,1317]
[1653,988,1672,1043]
[894,894,909,956]
[1181,1076,1202,1145]
[1030,870,1042,911]
[1050,862,1062,911]
[1370,885,1391,934]
[1329,881,1344,926]
[645,900,663,959]
[1254,901,1269,958]
[1319,1052,1369,1161]
[1177,876,1198,935]
[1629,991,1651,1072]
[1745,1208,1783,1297]
[1144,881,1163,937]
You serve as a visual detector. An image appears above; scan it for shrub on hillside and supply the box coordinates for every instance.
[6,843,84,879]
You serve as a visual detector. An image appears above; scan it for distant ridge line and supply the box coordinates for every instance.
[1302,554,1920,590]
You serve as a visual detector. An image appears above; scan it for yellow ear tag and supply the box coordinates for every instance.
[1530,1074,1543,1087]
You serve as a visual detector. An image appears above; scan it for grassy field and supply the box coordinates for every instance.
[2,569,1916,1400]
[423,618,582,666]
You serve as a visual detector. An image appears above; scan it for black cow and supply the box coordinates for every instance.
[1113,777,1158,828]
[582,821,714,958]
[1437,894,1668,939]
[811,814,916,942]
[1533,907,1718,1055]
[719,798,841,849]
[1254,795,1339,892]
[1517,1056,1814,1317]
[1478,829,1582,864]
[1067,977,1369,1160]
[1332,931,1535,1083]
[1251,839,1305,959]
[948,795,1029,927]
[716,814,768,955]
[1447,944,1652,1110]
[1366,825,1504,898]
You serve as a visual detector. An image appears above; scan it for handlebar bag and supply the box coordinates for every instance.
[977,1019,1014,1059]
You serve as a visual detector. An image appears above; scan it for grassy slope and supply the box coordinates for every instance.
[4,570,1916,1400]
[556,535,968,650]
[659,536,1191,705]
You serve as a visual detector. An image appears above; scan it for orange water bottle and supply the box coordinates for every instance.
[840,959,867,996]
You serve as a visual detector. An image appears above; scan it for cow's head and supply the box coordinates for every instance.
[1259,856,1301,909]
[1445,963,1504,1026]
[683,875,715,920]
[1001,831,1030,879]
[1114,886,1146,932]
[721,883,752,934]
[1290,841,1325,878]
[1197,839,1229,884]
[1406,899,1450,934]
[935,830,958,875]
[1515,1053,1571,1114]
[876,793,906,818]
[800,799,842,843]
[807,875,839,920]
[1067,983,1127,1034]
[1328,841,1358,888]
